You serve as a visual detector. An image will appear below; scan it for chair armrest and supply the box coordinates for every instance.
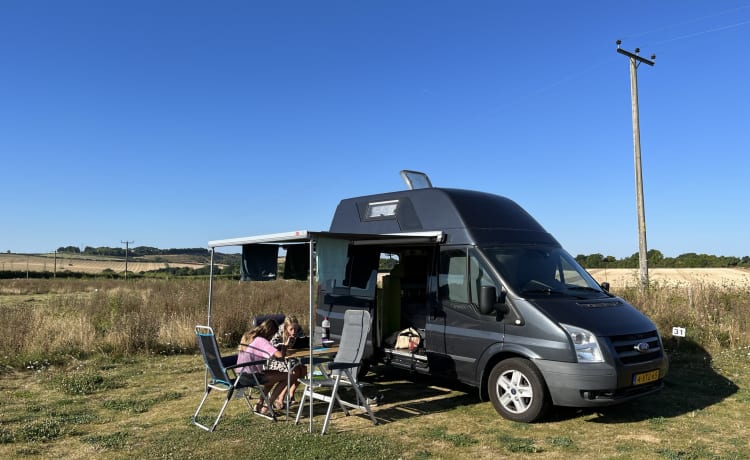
[328,362,360,371]
[300,356,333,365]
[225,358,267,371]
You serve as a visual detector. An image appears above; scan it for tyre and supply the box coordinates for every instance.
[488,358,550,423]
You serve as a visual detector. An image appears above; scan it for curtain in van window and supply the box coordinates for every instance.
[316,237,349,290]
[343,246,380,289]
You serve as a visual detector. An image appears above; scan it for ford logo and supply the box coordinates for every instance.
[634,342,650,353]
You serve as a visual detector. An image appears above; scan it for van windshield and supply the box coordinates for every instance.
[482,246,606,298]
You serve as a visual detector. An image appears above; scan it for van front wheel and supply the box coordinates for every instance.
[488,358,549,423]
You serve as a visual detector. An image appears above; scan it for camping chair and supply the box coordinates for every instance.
[251,313,286,328]
[193,325,277,431]
[295,309,377,434]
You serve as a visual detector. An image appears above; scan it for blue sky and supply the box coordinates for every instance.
[2,1,749,258]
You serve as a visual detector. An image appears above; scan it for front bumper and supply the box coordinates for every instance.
[535,357,668,407]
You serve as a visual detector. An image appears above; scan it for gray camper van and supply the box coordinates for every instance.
[212,171,668,422]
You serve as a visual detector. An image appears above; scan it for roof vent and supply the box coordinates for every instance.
[400,170,433,190]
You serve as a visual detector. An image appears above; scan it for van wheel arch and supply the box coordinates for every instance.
[479,352,523,401]
[486,357,550,423]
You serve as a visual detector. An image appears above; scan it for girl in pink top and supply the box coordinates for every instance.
[237,319,293,414]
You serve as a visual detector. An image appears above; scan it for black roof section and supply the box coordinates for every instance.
[329,187,560,247]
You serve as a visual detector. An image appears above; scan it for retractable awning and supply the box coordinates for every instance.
[208,229,444,248]
[205,229,443,433]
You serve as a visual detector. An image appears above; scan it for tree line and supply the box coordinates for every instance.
[56,245,208,257]
[53,245,749,272]
[55,245,239,265]
[575,250,750,269]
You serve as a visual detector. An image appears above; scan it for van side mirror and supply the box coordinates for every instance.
[479,285,508,316]
[600,281,610,292]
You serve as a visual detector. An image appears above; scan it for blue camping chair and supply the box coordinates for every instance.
[193,325,277,431]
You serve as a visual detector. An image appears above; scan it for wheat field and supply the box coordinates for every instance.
[588,267,750,288]
[0,253,205,274]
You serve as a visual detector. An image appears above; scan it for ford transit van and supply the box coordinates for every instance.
[212,171,668,422]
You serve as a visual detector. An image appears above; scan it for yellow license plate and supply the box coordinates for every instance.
[633,369,660,385]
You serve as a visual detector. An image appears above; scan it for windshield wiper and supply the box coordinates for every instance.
[521,288,566,296]
[567,286,614,297]
[567,286,601,292]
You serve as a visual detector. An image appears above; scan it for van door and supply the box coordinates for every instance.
[428,247,504,384]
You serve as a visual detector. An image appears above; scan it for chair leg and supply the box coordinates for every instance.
[241,390,255,410]
[321,377,341,435]
[295,375,374,434]
[211,395,234,431]
[294,383,311,425]
[253,388,278,421]
[347,373,377,426]
[194,388,233,432]
[192,388,214,431]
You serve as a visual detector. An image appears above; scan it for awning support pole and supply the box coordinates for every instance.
[207,247,215,327]
[308,238,316,432]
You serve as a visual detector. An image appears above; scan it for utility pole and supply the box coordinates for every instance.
[616,40,655,291]
[121,240,134,280]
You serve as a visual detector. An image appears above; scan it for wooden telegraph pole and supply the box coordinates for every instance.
[616,40,655,291]
[121,240,134,280]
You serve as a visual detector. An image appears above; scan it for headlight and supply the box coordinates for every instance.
[561,323,604,363]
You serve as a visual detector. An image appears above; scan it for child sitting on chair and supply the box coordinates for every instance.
[267,315,308,407]
[237,319,292,414]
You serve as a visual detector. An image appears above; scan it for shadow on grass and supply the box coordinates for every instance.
[347,366,480,426]
[291,365,480,429]
[557,340,739,424]
[348,339,739,427]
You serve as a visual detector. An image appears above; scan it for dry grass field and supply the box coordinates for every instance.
[0,253,205,274]
[588,267,750,289]
[1,278,749,458]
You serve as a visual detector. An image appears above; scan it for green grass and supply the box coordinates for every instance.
[0,348,748,459]
[1,278,750,458]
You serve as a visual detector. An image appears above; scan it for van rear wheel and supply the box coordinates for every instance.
[488,358,549,423]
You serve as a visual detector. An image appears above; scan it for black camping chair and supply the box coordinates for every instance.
[251,313,287,328]
[193,325,277,431]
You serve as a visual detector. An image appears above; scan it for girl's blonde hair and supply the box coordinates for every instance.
[238,319,279,352]
[281,315,302,341]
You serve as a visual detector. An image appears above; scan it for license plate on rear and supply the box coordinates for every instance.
[633,369,660,385]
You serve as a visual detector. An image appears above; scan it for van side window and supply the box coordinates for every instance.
[438,249,468,303]
[468,249,498,305]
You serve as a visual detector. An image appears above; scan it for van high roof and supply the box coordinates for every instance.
[330,187,560,247]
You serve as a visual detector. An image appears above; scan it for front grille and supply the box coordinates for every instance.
[608,330,663,365]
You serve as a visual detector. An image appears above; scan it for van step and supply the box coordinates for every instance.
[384,347,429,372]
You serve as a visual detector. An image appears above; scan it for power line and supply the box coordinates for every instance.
[624,4,750,41]
[651,19,750,46]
